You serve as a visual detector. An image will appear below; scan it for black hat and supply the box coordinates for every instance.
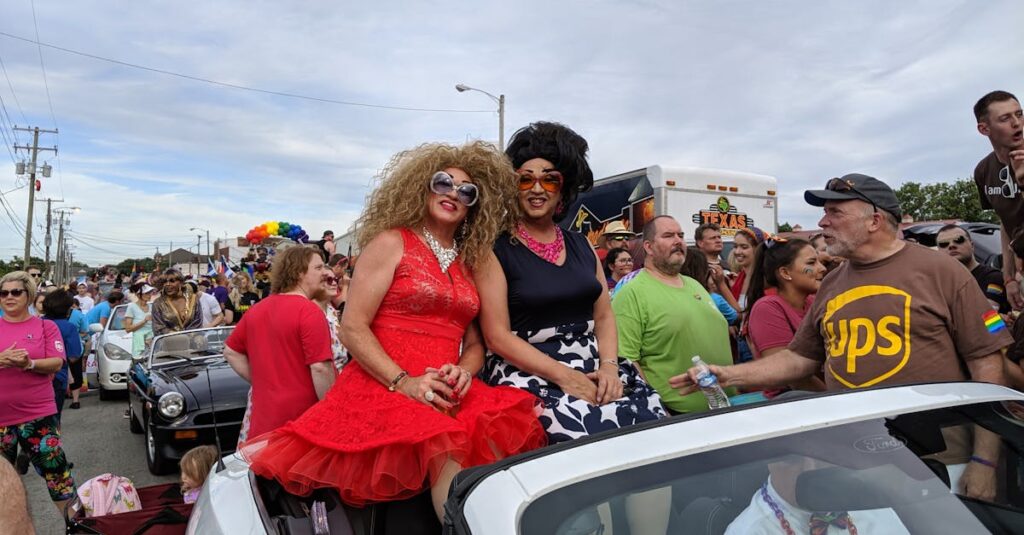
[804,173,901,220]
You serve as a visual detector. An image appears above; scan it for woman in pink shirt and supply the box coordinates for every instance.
[744,238,827,397]
[0,271,76,512]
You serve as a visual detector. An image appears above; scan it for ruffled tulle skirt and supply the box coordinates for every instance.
[240,327,547,506]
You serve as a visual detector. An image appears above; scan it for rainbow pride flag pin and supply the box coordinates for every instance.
[983,310,1006,333]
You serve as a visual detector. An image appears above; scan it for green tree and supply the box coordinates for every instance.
[115,257,156,274]
[894,177,998,223]
[778,222,793,232]
[0,256,46,277]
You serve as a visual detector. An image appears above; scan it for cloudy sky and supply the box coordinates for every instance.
[0,0,1021,265]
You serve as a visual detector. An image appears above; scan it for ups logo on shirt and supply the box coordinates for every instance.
[822,285,911,388]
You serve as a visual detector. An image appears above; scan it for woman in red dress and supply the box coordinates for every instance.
[242,142,547,520]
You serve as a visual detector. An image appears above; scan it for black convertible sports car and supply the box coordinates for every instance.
[127,326,249,475]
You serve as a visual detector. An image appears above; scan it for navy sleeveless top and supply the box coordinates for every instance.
[493,230,603,332]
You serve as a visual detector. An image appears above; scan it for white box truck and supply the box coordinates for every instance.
[561,165,779,244]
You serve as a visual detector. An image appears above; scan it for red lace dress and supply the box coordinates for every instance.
[241,228,547,506]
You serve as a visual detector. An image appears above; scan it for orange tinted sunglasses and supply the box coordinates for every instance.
[517,171,563,193]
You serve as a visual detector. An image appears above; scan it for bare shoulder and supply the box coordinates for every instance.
[362,229,405,259]
[473,249,504,280]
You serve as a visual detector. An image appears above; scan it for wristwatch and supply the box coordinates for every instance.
[23,359,36,372]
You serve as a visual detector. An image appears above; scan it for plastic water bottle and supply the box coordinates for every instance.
[692,356,731,409]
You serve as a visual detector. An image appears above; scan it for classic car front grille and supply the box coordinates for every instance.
[194,408,247,425]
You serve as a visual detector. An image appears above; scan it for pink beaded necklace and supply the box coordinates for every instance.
[516,223,564,264]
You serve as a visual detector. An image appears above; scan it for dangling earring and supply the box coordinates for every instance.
[458,220,470,243]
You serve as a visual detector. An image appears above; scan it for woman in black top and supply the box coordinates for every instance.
[227,272,261,325]
[477,122,665,444]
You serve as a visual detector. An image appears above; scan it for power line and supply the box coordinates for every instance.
[0,189,44,259]
[0,191,26,238]
[0,87,19,159]
[28,0,64,198]
[28,0,57,129]
[0,51,29,127]
[69,229,197,246]
[0,112,15,163]
[0,189,26,233]
[68,233,134,257]
[0,30,494,114]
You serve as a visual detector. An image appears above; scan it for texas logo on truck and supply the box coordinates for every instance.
[691,196,754,238]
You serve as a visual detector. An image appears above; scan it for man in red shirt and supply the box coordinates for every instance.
[225,246,336,438]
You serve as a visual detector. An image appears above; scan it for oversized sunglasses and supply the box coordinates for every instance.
[517,171,563,193]
[0,288,27,298]
[430,172,479,207]
[324,275,339,285]
[937,235,967,249]
[826,178,878,213]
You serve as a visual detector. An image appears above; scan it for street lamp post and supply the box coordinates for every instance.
[190,227,211,268]
[455,83,505,151]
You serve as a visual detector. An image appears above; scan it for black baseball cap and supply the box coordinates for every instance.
[804,173,902,220]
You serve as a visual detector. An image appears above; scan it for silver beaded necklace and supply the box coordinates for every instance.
[422,226,459,273]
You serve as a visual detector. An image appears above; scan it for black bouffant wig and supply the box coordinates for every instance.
[505,121,594,222]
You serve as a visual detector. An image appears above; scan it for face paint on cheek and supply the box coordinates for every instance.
[802,267,815,276]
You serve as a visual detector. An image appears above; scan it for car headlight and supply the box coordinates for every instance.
[104,343,133,361]
[158,392,185,419]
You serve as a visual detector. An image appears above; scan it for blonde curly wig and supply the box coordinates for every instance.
[353,141,518,268]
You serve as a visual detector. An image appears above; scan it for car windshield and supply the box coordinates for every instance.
[520,400,1024,534]
[109,306,127,331]
[150,327,232,364]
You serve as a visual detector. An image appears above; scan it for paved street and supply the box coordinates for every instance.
[22,384,177,534]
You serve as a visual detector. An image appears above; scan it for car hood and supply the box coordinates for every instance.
[152,359,250,411]
[99,329,134,352]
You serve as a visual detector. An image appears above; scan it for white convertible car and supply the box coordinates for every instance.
[187,382,1024,534]
[90,303,133,399]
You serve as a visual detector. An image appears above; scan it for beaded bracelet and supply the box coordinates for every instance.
[970,455,997,468]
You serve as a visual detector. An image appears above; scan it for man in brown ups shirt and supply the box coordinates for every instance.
[672,173,1012,502]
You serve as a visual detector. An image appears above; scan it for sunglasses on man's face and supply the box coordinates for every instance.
[607,236,628,243]
[430,172,479,207]
[0,288,27,298]
[825,178,878,213]
[517,171,563,193]
[937,235,968,249]
[324,276,339,285]
[28,273,41,278]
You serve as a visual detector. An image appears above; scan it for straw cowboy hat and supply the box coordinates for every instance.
[601,221,634,238]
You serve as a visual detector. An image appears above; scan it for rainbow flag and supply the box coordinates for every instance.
[987,283,1004,296]
[983,310,1006,333]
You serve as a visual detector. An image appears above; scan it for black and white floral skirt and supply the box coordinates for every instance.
[484,320,667,444]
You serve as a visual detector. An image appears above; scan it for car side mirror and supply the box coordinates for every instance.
[88,323,104,333]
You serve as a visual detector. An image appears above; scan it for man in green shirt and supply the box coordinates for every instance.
[612,216,735,414]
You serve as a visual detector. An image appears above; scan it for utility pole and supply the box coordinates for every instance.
[13,126,58,269]
[45,199,52,271]
[54,213,64,283]
[40,198,64,276]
